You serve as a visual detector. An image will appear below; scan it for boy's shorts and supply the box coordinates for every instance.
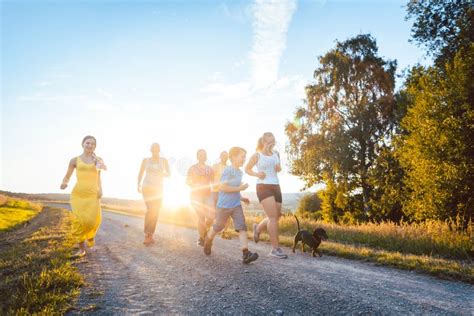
[213,205,247,232]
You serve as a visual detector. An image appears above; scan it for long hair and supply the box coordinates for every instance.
[256,137,264,152]
[256,132,274,152]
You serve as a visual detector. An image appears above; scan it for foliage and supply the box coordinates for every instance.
[286,34,399,221]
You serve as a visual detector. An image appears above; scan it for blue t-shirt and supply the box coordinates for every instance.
[217,166,242,209]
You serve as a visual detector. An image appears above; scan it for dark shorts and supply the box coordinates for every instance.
[256,184,282,203]
[213,205,247,232]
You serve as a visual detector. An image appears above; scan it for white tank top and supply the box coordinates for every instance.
[142,158,164,190]
[256,152,280,185]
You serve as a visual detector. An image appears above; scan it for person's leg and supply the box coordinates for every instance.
[232,206,259,263]
[204,207,229,255]
[231,206,249,250]
[255,184,270,235]
[239,230,248,249]
[143,189,156,244]
[260,196,280,249]
[197,210,207,241]
[257,217,269,233]
[73,241,86,257]
[147,198,162,237]
[203,196,215,230]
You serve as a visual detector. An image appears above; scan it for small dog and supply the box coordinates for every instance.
[292,215,328,257]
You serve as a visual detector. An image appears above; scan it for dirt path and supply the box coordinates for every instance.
[56,206,473,315]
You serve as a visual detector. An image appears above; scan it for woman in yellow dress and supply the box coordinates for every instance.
[60,135,106,257]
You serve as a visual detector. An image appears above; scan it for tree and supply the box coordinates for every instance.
[367,144,405,222]
[397,46,474,222]
[295,192,322,219]
[406,0,474,66]
[286,34,398,221]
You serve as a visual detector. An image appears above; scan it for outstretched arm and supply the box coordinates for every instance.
[137,159,146,193]
[60,158,76,190]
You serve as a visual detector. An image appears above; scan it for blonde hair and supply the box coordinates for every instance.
[256,132,274,152]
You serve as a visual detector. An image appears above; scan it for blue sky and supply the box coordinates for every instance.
[1,0,429,204]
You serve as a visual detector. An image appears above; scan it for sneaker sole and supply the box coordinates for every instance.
[269,253,288,259]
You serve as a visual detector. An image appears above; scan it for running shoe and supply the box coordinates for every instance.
[269,247,288,259]
[203,236,213,255]
[72,249,86,258]
[253,223,260,243]
[242,251,259,264]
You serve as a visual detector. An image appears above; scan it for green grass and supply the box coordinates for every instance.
[273,214,473,260]
[0,206,84,314]
[0,195,43,232]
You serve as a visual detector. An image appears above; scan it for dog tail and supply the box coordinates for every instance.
[294,214,301,231]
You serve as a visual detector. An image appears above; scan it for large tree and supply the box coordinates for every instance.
[399,0,474,224]
[286,34,399,221]
[397,46,474,222]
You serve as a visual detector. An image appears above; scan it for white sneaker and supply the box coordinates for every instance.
[269,247,288,259]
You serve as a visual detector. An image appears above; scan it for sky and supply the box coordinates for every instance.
[1,0,430,206]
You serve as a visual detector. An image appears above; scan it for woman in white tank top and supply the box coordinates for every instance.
[137,143,170,245]
[245,132,287,259]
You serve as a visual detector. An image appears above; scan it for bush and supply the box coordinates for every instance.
[295,192,322,219]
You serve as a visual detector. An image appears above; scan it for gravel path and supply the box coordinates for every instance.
[63,208,473,315]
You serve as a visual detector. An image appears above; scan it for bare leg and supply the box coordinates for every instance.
[239,230,248,250]
[257,217,269,234]
[260,196,280,249]
[197,215,207,240]
[207,226,219,241]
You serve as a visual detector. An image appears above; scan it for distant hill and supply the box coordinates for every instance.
[0,190,304,212]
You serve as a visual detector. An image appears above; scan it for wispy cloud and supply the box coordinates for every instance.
[250,0,297,89]
[17,95,86,103]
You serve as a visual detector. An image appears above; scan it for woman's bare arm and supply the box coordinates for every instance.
[137,159,146,193]
[60,157,76,189]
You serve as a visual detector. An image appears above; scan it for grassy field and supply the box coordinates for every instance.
[0,195,43,232]
[97,203,473,283]
[0,196,83,314]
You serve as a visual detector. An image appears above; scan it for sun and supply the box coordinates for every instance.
[162,175,191,209]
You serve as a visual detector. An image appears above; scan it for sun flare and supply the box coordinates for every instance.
[162,175,191,209]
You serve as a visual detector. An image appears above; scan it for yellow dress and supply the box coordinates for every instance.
[70,157,102,244]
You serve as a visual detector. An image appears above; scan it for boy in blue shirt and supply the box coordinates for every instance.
[203,147,258,264]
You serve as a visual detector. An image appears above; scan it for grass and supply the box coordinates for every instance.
[0,195,43,232]
[0,203,84,314]
[96,202,473,283]
[274,214,473,260]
